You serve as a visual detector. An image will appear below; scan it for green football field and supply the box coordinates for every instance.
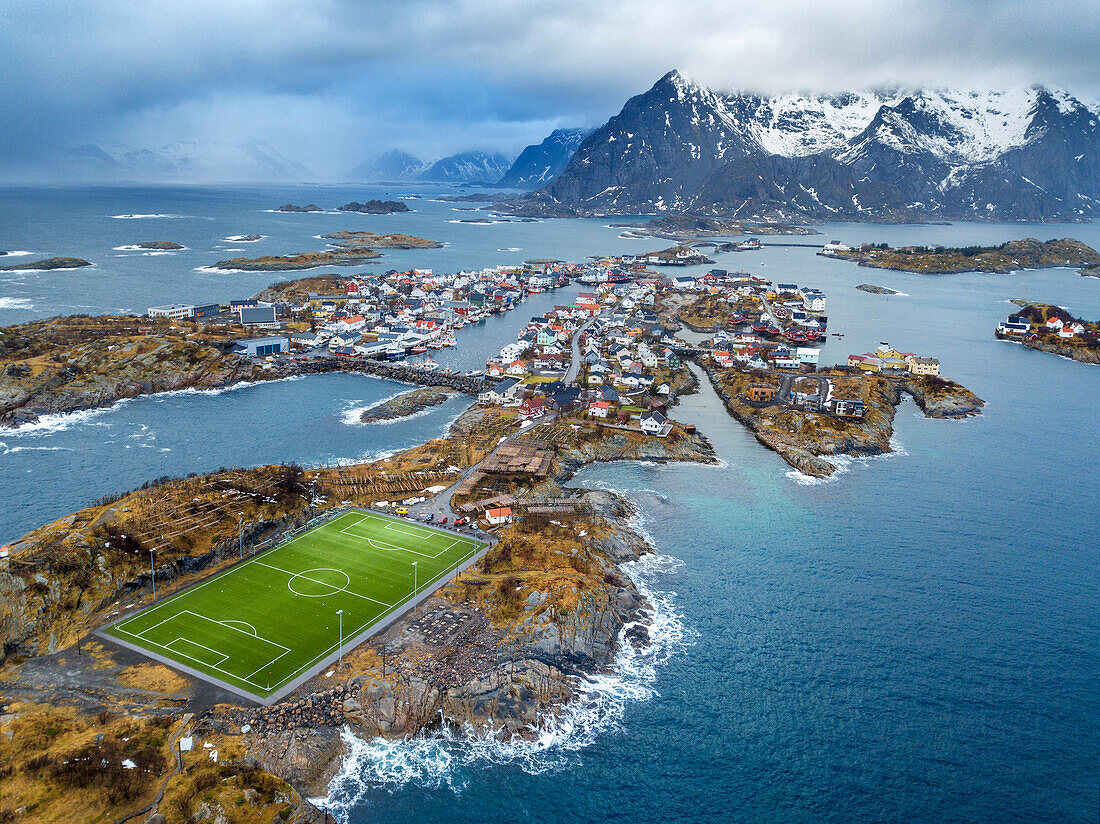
[102,509,486,701]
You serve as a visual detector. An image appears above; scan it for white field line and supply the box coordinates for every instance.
[117,609,291,691]
[111,509,368,632]
[253,560,394,608]
[167,637,229,667]
[109,509,487,694]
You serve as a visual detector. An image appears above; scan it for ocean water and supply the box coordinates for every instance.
[1,185,1098,822]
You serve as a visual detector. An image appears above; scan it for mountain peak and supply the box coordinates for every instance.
[531,72,1100,222]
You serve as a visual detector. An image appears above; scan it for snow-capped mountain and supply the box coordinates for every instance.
[495,128,592,188]
[530,71,1100,221]
[418,150,512,183]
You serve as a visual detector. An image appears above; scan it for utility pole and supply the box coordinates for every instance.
[149,549,156,599]
[237,512,243,559]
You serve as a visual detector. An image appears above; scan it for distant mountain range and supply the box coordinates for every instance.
[15,140,311,182]
[346,130,592,188]
[521,70,1100,222]
[345,150,512,184]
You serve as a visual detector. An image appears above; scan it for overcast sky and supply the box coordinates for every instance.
[2,0,1098,180]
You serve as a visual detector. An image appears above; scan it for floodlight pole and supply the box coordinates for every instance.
[412,561,418,610]
[237,513,243,559]
[150,549,156,599]
[337,609,344,669]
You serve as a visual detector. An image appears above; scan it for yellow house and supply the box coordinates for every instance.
[906,356,940,376]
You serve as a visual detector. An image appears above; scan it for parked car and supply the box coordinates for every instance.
[395,507,409,515]
[426,513,435,522]
[440,517,449,525]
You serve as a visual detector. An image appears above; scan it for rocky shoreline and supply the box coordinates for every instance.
[0,405,716,820]
[825,237,1100,275]
[699,361,983,477]
[0,317,272,427]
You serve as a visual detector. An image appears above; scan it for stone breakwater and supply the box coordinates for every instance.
[285,358,492,395]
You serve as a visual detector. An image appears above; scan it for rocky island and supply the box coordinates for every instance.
[0,316,271,427]
[129,240,184,250]
[276,203,323,212]
[700,363,983,478]
[822,237,1100,275]
[337,200,410,214]
[210,248,382,271]
[996,302,1100,364]
[613,215,817,240]
[643,244,714,266]
[359,387,456,422]
[320,230,444,249]
[0,256,92,271]
[856,284,902,295]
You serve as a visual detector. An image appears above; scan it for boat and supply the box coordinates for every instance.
[410,345,428,354]
[419,358,438,371]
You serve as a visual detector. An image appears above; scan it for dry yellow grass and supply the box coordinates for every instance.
[117,663,190,694]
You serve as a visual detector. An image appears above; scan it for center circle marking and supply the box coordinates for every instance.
[287,568,351,597]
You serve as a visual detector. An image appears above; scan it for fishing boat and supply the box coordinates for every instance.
[419,357,438,371]
[410,345,428,354]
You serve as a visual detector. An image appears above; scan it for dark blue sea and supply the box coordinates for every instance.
[1,184,1097,822]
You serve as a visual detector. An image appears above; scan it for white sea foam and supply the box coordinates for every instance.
[339,393,405,426]
[4,266,91,274]
[0,297,34,310]
[194,265,247,274]
[785,436,908,486]
[497,247,522,252]
[262,209,340,214]
[3,376,305,435]
[109,213,187,219]
[0,251,33,257]
[1,405,117,436]
[226,235,263,242]
[112,244,186,252]
[0,443,76,456]
[324,515,688,812]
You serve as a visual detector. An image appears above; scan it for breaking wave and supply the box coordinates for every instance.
[785,436,909,486]
[0,297,34,310]
[324,519,688,813]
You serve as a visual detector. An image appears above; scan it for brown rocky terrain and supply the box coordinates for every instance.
[0,316,271,427]
[824,237,1100,275]
[359,387,456,422]
[700,362,984,477]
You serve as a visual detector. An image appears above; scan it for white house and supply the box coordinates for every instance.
[486,507,513,526]
[639,410,668,436]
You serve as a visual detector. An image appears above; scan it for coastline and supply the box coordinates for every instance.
[0,402,716,821]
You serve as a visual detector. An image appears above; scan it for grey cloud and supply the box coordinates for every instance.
[2,0,1098,180]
